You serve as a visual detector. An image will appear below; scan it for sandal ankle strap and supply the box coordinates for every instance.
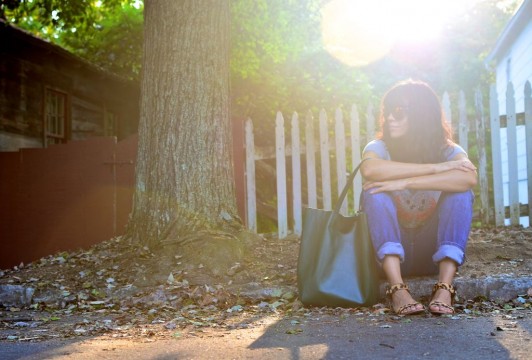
[432,282,456,298]
[386,283,410,297]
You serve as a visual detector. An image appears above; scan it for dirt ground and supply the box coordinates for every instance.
[459,227,532,278]
[0,226,531,342]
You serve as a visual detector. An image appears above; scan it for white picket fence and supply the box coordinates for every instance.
[245,81,532,238]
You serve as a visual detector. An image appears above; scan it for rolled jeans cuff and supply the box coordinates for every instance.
[432,244,465,265]
[377,242,405,262]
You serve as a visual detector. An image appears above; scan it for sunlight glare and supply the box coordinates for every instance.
[321,0,480,66]
[132,0,144,10]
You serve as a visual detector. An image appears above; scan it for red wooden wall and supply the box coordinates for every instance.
[0,136,136,269]
[0,121,246,269]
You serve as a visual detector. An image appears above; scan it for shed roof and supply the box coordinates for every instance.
[0,18,133,85]
[486,0,532,64]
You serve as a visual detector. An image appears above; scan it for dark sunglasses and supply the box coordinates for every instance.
[384,106,409,121]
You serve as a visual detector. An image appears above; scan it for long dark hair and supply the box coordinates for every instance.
[377,80,453,163]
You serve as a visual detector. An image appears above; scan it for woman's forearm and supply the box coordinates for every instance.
[405,169,478,192]
[363,168,478,194]
[361,157,437,181]
[361,152,477,182]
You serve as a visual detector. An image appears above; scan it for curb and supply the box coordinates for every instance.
[2,276,531,309]
[0,285,34,308]
[382,275,532,302]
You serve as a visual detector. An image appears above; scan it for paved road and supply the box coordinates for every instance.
[1,313,531,359]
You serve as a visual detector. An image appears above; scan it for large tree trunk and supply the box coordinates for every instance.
[128,0,240,249]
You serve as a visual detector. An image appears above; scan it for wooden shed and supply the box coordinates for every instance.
[0,19,139,151]
[485,0,532,227]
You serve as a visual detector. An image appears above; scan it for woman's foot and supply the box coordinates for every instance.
[386,283,425,315]
[429,282,456,315]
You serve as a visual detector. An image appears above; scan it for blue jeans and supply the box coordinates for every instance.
[362,190,474,277]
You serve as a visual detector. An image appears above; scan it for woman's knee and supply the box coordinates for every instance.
[363,190,394,207]
[441,190,474,206]
[438,191,474,217]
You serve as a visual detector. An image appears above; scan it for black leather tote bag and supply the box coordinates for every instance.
[297,161,380,307]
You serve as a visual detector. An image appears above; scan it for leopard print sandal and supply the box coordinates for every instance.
[429,282,456,315]
[386,283,425,316]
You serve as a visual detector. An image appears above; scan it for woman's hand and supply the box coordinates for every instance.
[363,178,410,194]
[435,159,476,174]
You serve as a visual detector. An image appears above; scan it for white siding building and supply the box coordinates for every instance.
[486,0,531,227]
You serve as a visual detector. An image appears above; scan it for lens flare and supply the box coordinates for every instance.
[321,0,394,66]
[321,0,479,67]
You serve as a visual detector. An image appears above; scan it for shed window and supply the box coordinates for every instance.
[45,89,67,145]
[104,110,116,136]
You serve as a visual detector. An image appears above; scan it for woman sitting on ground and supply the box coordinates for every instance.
[361,80,477,315]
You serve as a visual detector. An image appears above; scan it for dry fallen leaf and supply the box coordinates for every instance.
[1,229,531,341]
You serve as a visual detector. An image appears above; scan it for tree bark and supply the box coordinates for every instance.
[128,0,238,247]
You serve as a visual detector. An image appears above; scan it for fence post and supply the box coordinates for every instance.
[351,104,362,210]
[366,103,375,141]
[335,108,347,215]
[276,112,288,238]
[291,112,302,235]
[245,118,257,232]
[458,91,469,153]
[489,85,504,226]
[506,82,520,225]
[474,88,489,224]
[442,91,453,132]
[525,81,532,225]
[319,109,332,210]
[305,111,317,209]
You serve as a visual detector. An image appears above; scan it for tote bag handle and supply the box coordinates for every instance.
[332,158,369,216]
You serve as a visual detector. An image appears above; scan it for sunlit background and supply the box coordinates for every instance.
[321,0,484,66]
